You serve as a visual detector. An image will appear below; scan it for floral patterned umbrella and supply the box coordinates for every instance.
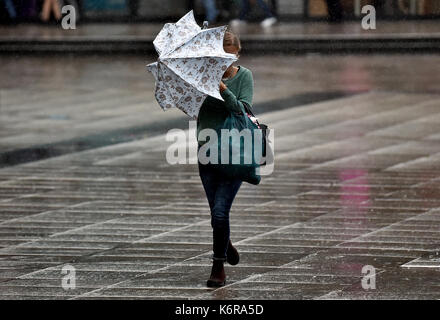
[147,10,238,119]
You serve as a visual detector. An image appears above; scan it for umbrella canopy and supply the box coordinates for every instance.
[147,11,238,119]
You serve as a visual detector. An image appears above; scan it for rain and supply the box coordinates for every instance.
[0,0,439,305]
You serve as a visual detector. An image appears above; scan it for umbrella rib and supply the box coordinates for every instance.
[161,63,199,94]
[158,64,205,118]
[161,56,235,98]
[160,27,232,61]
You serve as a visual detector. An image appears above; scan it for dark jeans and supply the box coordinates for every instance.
[198,162,242,261]
[239,0,274,20]
[326,0,343,22]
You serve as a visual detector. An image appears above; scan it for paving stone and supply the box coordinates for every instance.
[401,255,440,269]
[1,55,440,299]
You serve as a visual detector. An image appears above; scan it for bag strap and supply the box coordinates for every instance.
[242,102,263,128]
[242,102,255,117]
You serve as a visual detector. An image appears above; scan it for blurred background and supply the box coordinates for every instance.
[1,0,440,24]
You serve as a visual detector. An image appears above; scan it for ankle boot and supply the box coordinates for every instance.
[226,240,240,265]
[207,260,226,287]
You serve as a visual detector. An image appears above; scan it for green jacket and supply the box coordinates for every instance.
[197,66,254,145]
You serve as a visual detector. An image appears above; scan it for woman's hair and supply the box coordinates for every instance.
[223,31,241,53]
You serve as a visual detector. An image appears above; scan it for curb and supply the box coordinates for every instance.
[1,36,440,54]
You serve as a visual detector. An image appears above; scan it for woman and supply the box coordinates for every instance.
[3,0,17,23]
[197,31,254,287]
[202,0,219,23]
[230,0,277,28]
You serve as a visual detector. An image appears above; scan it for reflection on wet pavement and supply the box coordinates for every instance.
[0,55,439,299]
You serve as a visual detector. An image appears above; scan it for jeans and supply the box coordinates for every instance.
[202,0,218,23]
[239,0,274,20]
[199,162,242,260]
[4,0,17,18]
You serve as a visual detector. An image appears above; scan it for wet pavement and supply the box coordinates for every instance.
[0,54,440,299]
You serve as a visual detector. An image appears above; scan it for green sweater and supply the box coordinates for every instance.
[197,66,254,145]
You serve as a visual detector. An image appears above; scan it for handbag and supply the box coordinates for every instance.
[242,102,273,167]
[201,102,265,185]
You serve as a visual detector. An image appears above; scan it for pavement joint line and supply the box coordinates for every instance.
[314,290,351,300]
[0,284,103,289]
[15,219,212,291]
[90,286,213,291]
[202,209,438,295]
[334,208,440,247]
[131,219,211,244]
[2,90,440,297]
[0,193,46,203]
[245,280,353,285]
[312,268,388,300]
[213,252,376,298]
[70,219,329,299]
[19,267,169,274]
[0,226,126,250]
[0,200,101,228]
[328,253,420,259]
[44,217,137,239]
[68,258,208,299]
[0,92,355,169]
[233,223,304,246]
[302,144,440,176]
[170,264,292,269]
[192,274,263,299]
[373,198,440,204]
[409,179,440,191]
[385,152,440,172]
[197,211,366,295]
[0,180,18,185]
[275,92,432,131]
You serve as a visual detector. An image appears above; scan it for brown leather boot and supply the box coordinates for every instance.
[207,260,226,287]
[226,240,240,265]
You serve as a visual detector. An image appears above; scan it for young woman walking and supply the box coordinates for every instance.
[197,31,254,287]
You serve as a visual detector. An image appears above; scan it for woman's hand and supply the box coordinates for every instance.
[220,81,227,93]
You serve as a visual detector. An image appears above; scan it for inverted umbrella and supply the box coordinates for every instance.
[147,10,238,119]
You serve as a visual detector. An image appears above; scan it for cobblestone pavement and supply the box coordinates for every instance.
[2,54,439,153]
[0,55,440,299]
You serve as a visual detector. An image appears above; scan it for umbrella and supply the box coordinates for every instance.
[147,10,238,119]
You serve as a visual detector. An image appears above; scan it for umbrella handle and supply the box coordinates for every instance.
[202,21,209,29]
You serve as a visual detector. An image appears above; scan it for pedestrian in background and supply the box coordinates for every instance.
[2,0,17,22]
[231,0,277,28]
[186,0,218,24]
[40,0,62,22]
[202,0,219,23]
[127,0,139,18]
[326,0,343,22]
[187,0,237,25]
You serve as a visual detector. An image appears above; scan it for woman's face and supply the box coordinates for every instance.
[224,45,240,58]
[223,45,240,74]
